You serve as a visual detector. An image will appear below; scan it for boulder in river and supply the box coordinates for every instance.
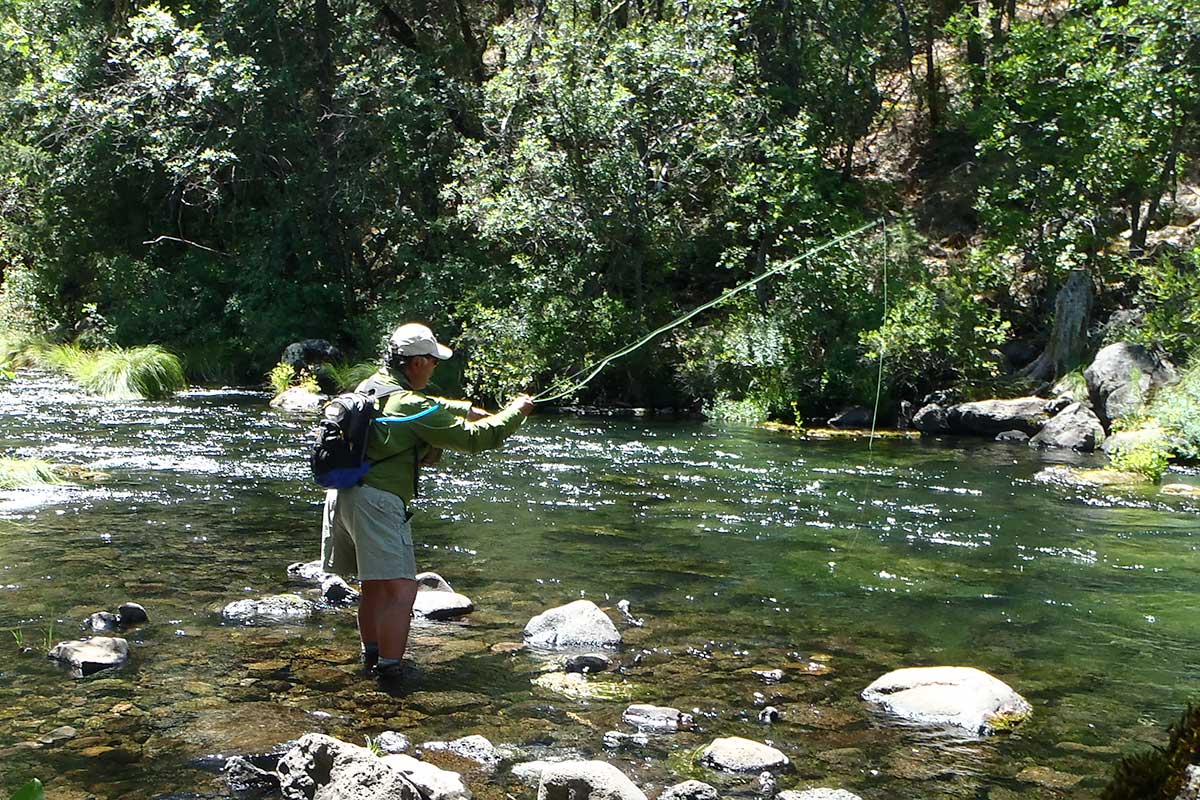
[827,407,873,429]
[378,731,411,754]
[287,560,328,584]
[565,653,611,673]
[320,575,359,606]
[1085,342,1177,427]
[995,430,1029,443]
[222,594,315,624]
[861,666,1031,735]
[698,737,790,773]
[776,790,863,800]
[269,387,327,412]
[621,704,692,732]
[48,636,129,676]
[911,403,950,434]
[118,602,149,625]
[276,733,420,800]
[412,572,473,619]
[83,611,120,632]
[524,600,621,650]
[1029,403,1105,451]
[536,760,647,800]
[224,755,279,799]
[946,397,1051,437]
[381,753,472,800]
[416,571,454,592]
[659,780,718,800]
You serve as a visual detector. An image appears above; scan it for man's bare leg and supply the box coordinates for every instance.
[360,578,419,665]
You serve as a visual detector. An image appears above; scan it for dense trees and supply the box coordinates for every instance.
[1,0,1196,416]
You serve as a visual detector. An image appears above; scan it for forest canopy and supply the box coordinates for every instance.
[1,0,1197,418]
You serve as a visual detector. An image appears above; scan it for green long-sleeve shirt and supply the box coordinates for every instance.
[358,370,526,503]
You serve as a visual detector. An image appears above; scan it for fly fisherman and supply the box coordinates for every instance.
[320,322,534,683]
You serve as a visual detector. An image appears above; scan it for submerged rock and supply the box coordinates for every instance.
[420,735,501,770]
[222,594,315,624]
[621,704,691,732]
[861,666,1031,735]
[564,653,611,673]
[524,600,621,649]
[536,760,647,800]
[659,780,718,800]
[381,753,472,800]
[1163,484,1200,497]
[1034,466,1152,488]
[276,733,419,800]
[48,636,129,676]
[602,731,650,750]
[995,430,1029,443]
[699,737,790,773]
[1029,403,1105,451]
[776,790,863,800]
[827,407,873,429]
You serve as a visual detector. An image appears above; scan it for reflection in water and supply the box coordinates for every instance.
[0,371,1198,798]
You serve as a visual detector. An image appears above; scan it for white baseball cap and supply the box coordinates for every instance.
[389,323,453,360]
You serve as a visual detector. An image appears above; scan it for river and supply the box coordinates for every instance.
[1,371,1198,799]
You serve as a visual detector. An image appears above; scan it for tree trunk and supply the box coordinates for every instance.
[925,9,939,131]
[1017,269,1094,383]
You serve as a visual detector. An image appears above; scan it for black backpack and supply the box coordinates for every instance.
[310,382,404,489]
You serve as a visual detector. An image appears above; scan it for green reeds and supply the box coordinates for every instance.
[323,361,379,392]
[0,458,63,490]
[39,344,186,399]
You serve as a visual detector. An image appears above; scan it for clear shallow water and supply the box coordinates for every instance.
[1,371,1199,799]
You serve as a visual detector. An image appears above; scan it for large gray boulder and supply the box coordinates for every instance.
[861,666,1031,735]
[911,403,950,434]
[48,636,129,676]
[524,600,621,650]
[1029,403,1106,451]
[826,407,873,429]
[224,755,279,799]
[946,397,1051,437]
[536,760,647,800]
[281,339,343,370]
[1085,342,1177,427]
[698,737,790,773]
[412,572,473,620]
[222,594,315,624]
[381,753,471,800]
[277,733,420,800]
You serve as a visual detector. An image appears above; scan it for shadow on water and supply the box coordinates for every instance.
[1,372,1198,797]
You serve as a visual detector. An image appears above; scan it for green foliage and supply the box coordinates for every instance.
[38,344,186,399]
[363,735,383,757]
[1120,247,1200,362]
[9,779,45,800]
[972,0,1199,264]
[9,628,23,648]
[267,362,298,395]
[320,362,382,394]
[705,394,771,425]
[0,458,63,489]
[1107,438,1172,482]
[1145,354,1200,460]
[1102,703,1200,800]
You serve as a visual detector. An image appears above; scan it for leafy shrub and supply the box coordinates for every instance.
[267,361,297,395]
[1107,438,1172,482]
[1119,248,1200,362]
[1145,354,1200,460]
[704,394,770,425]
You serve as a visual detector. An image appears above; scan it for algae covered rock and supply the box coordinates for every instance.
[524,600,621,649]
[861,665,1031,735]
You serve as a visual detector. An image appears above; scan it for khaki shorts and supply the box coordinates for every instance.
[320,485,416,581]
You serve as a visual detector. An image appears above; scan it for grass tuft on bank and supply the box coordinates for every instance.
[39,344,186,399]
[0,458,62,490]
